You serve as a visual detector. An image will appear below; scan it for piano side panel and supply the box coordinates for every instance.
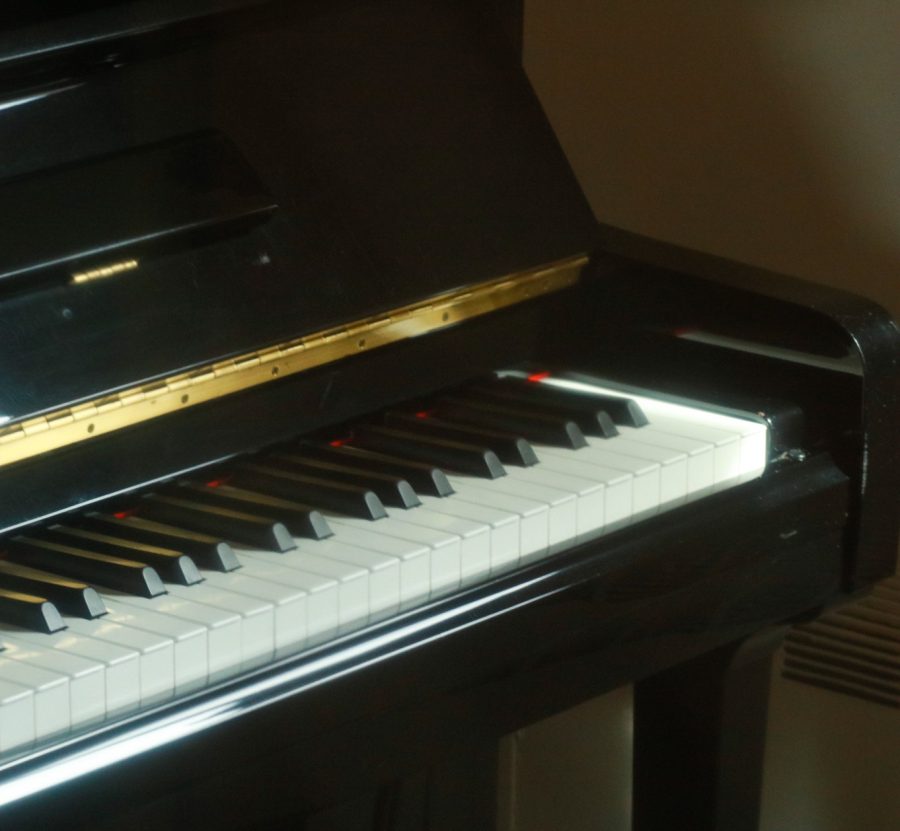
[561,233,900,589]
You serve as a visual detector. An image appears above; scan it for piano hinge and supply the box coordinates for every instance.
[0,254,587,468]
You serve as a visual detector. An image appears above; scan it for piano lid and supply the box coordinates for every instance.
[0,0,596,427]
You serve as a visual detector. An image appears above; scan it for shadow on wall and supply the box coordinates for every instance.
[524,0,900,319]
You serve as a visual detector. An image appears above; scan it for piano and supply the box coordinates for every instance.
[0,2,896,829]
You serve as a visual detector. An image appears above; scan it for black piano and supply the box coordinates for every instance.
[0,3,897,829]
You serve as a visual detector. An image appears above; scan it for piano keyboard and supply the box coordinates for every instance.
[0,373,768,755]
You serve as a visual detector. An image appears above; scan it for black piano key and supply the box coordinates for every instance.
[435,395,588,449]
[230,464,387,520]
[382,411,538,466]
[0,587,66,634]
[137,495,296,552]
[76,514,240,572]
[173,482,333,539]
[350,425,506,479]
[296,444,455,497]
[490,376,649,428]
[463,381,619,438]
[34,526,202,587]
[266,454,421,509]
[6,537,165,599]
[0,560,106,619]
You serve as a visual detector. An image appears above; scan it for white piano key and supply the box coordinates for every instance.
[641,417,742,489]
[229,547,338,647]
[66,617,174,705]
[505,466,607,541]
[591,436,689,507]
[291,536,400,618]
[536,443,660,521]
[114,590,243,683]
[1,635,106,726]
[450,474,577,556]
[0,657,69,740]
[417,495,520,573]
[166,580,275,669]
[518,453,633,532]
[620,390,768,484]
[325,519,431,605]
[0,679,33,753]
[243,544,369,630]
[98,600,207,694]
[192,572,295,659]
[616,426,716,500]
[445,477,550,561]
[4,627,140,716]
[380,507,478,589]
[648,416,765,484]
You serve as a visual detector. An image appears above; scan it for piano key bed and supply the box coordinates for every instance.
[0,372,769,756]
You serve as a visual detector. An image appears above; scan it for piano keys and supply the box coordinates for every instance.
[0,372,770,754]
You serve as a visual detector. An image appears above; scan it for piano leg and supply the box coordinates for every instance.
[632,628,787,831]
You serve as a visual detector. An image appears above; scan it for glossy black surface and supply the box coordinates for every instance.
[0,0,593,422]
[353,425,508,480]
[0,587,65,634]
[269,454,421,510]
[576,225,900,587]
[0,131,275,291]
[437,395,589,448]
[0,560,106,619]
[136,494,295,551]
[76,513,242,572]
[172,482,334,540]
[232,463,388,520]
[471,376,636,432]
[34,526,202,586]
[6,537,165,598]
[299,444,457,498]
[383,411,540,467]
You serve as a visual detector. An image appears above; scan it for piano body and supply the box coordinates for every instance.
[0,2,897,829]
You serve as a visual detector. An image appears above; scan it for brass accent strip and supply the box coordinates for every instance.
[0,254,587,468]
[71,258,139,285]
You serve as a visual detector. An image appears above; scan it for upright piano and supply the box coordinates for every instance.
[0,2,897,829]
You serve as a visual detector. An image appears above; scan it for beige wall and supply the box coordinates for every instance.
[500,4,900,829]
[524,0,900,319]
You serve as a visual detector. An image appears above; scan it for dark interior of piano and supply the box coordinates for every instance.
[0,2,896,829]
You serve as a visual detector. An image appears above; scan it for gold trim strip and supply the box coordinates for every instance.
[0,254,587,469]
[71,258,139,285]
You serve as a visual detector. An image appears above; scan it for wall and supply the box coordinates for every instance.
[524,0,900,318]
